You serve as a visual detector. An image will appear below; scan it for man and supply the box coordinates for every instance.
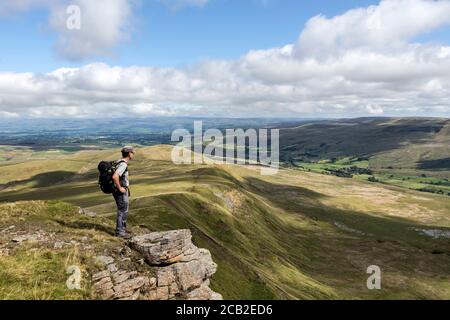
[112,146,135,238]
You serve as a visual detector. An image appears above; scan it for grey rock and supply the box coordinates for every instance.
[12,234,38,243]
[154,286,170,300]
[113,276,147,298]
[112,271,138,285]
[99,288,115,300]
[119,246,132,256]
[156,268,176,287]
[92,229,223,301]
[0,225,15,233]
[94,277,113,292]
[92,270,111,282]
[83,245,94,251]
[118,290,140,300]
[129,229,193,265]
[79,208,96,217]
[148,277,157,288]
[130,229,221,300]
[107,263,118,273]
[169,282,180,299]
[186,283,222,300]
[210,292,223,300]
[95,255,114,267]
[53,241,65,249]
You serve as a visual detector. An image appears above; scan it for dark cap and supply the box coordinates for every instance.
[121,146,135,153]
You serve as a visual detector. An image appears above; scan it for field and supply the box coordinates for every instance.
[294,157,450,196]
[1,144,449,299]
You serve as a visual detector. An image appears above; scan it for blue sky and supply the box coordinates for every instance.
[1,0,450,118]
[0,0,379,72]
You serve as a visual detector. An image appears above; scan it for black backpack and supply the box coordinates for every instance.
[97,160,127,194]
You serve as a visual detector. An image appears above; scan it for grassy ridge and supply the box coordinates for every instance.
[0,201,123,299]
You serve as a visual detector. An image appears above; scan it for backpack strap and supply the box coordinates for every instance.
[115,160,128,173]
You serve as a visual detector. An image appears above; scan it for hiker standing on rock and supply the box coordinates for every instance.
[112,146,135,239]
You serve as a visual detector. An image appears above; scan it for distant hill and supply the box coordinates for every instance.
[278,118,450,196]
[280,117,450,170]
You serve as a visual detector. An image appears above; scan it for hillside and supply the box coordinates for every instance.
[1,145,450,299]
[279,118,450,195]
[280,118,450,167]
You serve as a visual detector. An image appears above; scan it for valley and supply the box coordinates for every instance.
[1,141,449,299]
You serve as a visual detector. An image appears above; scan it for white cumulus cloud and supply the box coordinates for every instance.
[0,0,136,61]
[295,0,450,58]
[49,0,134,61]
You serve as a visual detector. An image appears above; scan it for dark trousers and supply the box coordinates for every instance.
[113,190,129,235]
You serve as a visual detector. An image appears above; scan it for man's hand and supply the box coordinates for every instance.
[119,187,127,194]
[112,172,126,194]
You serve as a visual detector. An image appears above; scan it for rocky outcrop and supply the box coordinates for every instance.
[92,229,222,300]
[92,268,153,300]
[130,229,222,300]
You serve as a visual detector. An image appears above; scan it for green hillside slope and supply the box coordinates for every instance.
[1,145,450,299]
[280,118,450,165]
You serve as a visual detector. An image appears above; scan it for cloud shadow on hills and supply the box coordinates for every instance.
[52,219,116,236]
[418,157,450,170]
[279,118,449,161]
[0,171,76,190]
